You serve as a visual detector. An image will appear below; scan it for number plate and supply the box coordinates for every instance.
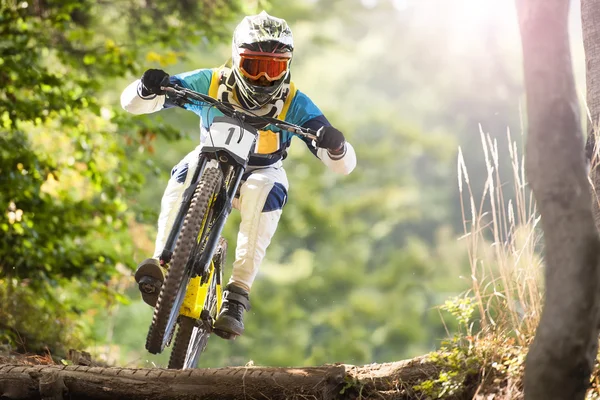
[201,117,257,161]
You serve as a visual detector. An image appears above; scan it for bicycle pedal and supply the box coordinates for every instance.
[139,276,162,294]
[213,329,238,341]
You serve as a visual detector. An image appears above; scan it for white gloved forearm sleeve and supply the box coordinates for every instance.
[316,141,357,175]
[120,79,166,115]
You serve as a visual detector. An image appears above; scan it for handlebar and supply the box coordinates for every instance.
[160,84,318,142]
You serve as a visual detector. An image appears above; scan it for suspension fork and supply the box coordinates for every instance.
[194,164,245,278]
[159,155,209,266]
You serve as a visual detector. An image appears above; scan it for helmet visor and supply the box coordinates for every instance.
[239,54,291,82]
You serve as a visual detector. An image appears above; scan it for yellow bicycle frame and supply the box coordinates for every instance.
[179,265,222,319]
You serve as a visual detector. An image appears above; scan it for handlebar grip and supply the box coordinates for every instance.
[159,75,172,88]
[305,132,318,141]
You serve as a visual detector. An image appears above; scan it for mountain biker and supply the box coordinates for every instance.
[120,11,356,339]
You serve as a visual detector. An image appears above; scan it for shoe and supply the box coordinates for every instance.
[213,284,250,339]
[134,258,165,307]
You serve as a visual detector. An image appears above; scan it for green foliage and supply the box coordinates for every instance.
[414,296,526,399]
[0,0,242,353]
[413,351,479,397]
[1,128,127,284]
[339,375,364,397]
[441,296,475,337]
[0,277,96,355]
[412,296,479,398]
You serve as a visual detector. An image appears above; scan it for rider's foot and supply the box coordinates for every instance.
[213,284,250,340]
[134,258,165,307]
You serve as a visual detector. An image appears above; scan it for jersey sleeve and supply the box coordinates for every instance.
[296,114,331,158]
[121,68,214,113]
[171,68,212,94]
[164,68,218,118]
[285,90,356,175]
[285,90,325,128]
[284,90,329,157]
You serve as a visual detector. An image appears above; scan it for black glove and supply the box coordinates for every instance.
[316,126,346,152]
[140,69,169,96]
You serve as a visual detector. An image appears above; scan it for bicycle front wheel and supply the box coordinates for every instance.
[145,165,222,355]
[168,238,226,369]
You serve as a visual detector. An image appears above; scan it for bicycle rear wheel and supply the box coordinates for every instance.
[167,315,200,369]
[145,165,222,355]
[168,238,225,369]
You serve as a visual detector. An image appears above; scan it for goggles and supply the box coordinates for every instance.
[239,52,291,82]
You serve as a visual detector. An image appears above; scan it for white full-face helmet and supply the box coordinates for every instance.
[231,11,294,109]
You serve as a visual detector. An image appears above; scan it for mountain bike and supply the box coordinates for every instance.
[144,82,318,369]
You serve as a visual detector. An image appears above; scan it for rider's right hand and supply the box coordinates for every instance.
[140,69,170,96]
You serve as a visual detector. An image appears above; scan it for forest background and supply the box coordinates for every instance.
[0,0,586,369]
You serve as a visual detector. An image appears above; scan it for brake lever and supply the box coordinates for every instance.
[161,86,182,97]
[274,123,317,141]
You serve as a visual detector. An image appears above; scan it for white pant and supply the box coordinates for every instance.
[153,148,288,292]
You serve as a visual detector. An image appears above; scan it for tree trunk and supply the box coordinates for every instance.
[0,364,345,400]
[0,358,449,400]
[516,0,600,399]
[583,0,600,229]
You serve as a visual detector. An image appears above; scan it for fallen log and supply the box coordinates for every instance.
[0,363,346,400]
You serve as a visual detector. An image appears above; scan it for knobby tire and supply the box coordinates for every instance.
[168,238,226,369]
[168,237,227,369]
[146,166,222,355]
[168,315,197,369]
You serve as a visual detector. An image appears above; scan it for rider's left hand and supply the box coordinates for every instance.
[316,126,346,153]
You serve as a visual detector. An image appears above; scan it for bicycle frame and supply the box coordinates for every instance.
[180,262,222,320]
[158,116,258,323]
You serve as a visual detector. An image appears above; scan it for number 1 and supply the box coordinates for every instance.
[225,127,236,145]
